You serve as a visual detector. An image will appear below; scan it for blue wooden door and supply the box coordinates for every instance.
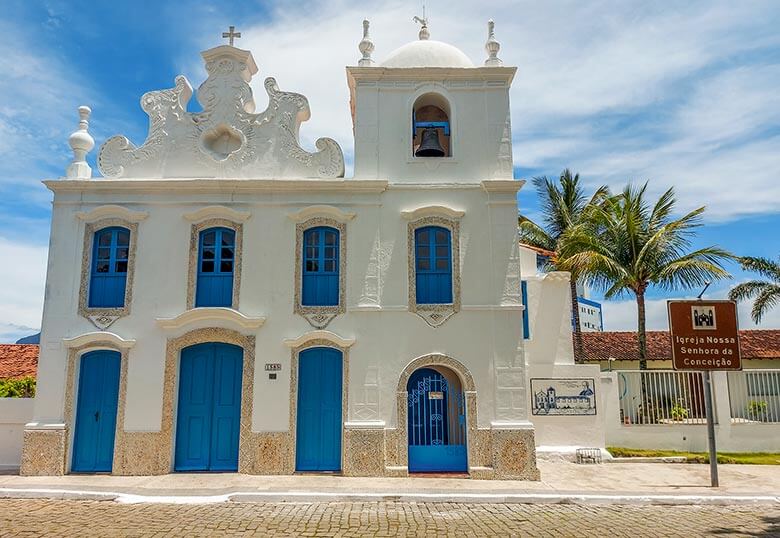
[175,343,242,472]
[296,347,342,471]
[407,368,467,472]
[72,350,121,473]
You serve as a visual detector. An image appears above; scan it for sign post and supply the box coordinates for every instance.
[667,300,742,488]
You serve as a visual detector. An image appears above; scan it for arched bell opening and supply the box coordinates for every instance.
[406,365,467,472]
[412,93,451,158]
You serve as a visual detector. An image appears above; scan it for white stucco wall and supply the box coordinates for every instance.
[0,398,34,470]
[30,180,530,442]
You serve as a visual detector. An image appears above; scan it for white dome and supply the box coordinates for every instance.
[381,40,474,68]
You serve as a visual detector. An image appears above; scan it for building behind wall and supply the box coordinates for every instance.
[20,20,552,479]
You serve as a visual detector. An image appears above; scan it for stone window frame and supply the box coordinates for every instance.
[287,336,352,474]
[78,218,140,330]
[406,215,462,328]
[293,217,347,329]
[186,218,243,310]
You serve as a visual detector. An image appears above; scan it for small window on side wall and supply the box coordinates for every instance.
[412,93,451,158]
[89,227,130,308]
[414,226,453,304]
[195,227,235,307]
[522,280,530,339]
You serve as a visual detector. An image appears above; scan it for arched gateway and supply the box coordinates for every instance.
[407,366,467,472]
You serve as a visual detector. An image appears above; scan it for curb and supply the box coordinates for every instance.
[1,488,778,506]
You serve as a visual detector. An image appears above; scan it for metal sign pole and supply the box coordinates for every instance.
[702,370,719,487]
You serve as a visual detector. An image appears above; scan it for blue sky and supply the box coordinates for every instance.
[0,0,779,341]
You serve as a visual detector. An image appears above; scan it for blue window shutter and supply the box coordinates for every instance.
[89,227,130,308]
[302,227,339,306]
[195,228,235,307]
[522,280,530,339]
[414,226,452,304]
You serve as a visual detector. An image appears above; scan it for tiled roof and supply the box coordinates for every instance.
[518,243,556,259]
[580,330,780,361]
[0,344,39,379]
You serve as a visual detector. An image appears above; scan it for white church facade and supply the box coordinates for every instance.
[21,20,603,479]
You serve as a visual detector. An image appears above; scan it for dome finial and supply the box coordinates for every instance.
[66,106,94,179]
[413,3,430,40]
[484,19,502,66]
[358,19,375,66]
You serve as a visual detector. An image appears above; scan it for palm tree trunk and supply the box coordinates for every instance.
[570,278,584,363]
[636,287,651,422]
[636,288,648,370]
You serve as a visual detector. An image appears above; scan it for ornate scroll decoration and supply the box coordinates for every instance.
[98,46,344,179]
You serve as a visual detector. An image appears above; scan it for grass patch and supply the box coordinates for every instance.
[607,446,780,465]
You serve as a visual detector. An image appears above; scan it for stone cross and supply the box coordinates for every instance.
[222,26,241,46]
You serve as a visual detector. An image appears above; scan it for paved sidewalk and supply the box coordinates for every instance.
[1,461,778,505]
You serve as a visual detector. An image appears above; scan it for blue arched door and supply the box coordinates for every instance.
[175,342,243,472]
[296,347,343,471]
[407,368,467,472]
[72,350,121,473]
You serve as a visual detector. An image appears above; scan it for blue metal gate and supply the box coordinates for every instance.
[407,368,467,472]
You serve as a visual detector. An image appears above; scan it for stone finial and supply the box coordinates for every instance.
[66,106,94,179]
[358,19,375,66]
[484,19,502,66]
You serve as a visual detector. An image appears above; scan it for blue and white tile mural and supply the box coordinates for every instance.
[531,378,597,416]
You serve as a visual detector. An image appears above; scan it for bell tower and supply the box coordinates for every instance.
[347,19,516,182]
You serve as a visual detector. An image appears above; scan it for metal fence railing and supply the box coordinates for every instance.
[617,370,708,425]
[727,370,780,424]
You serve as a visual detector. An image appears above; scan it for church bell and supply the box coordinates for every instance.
[415,128,446,157]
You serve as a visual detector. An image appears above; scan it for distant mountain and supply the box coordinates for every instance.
[15,333,40,344]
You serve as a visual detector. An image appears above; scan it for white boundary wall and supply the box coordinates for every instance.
[0,398,34,471]
[602,372,780,453]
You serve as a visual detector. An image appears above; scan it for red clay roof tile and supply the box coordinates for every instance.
[0,344,39,379]
[580,329,780,361]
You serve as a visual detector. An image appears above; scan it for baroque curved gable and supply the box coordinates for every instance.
[98,45,344,179]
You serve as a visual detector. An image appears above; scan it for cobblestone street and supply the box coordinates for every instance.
[0,499,777,537]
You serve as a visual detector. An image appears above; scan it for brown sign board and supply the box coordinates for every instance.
[668,300,741,371]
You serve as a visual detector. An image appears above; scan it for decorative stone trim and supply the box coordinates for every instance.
[401,205,465,220]
[57,341,129,475]
[63,331,136,350]
[288,339,350,473]
[480,179,525,193]
[156,308,266,333]
[543,271,572,282]
[294,217,347,329]
[283,330,355,349]
[77,218,139,330]
[407,216,461,328]
[76,205,149,223]
[20,430,67,476]
[183,205,251,223]
[160,327,257,474]
[287,205,356,224]
[186,219,243,310]
[390,353,478,476]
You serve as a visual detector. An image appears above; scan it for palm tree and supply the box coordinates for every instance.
[560,183,732,370]
[518,169,608,361]
[728,256,780,323]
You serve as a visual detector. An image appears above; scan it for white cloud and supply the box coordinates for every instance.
[0,236,47,342]
[169,0,780,221]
